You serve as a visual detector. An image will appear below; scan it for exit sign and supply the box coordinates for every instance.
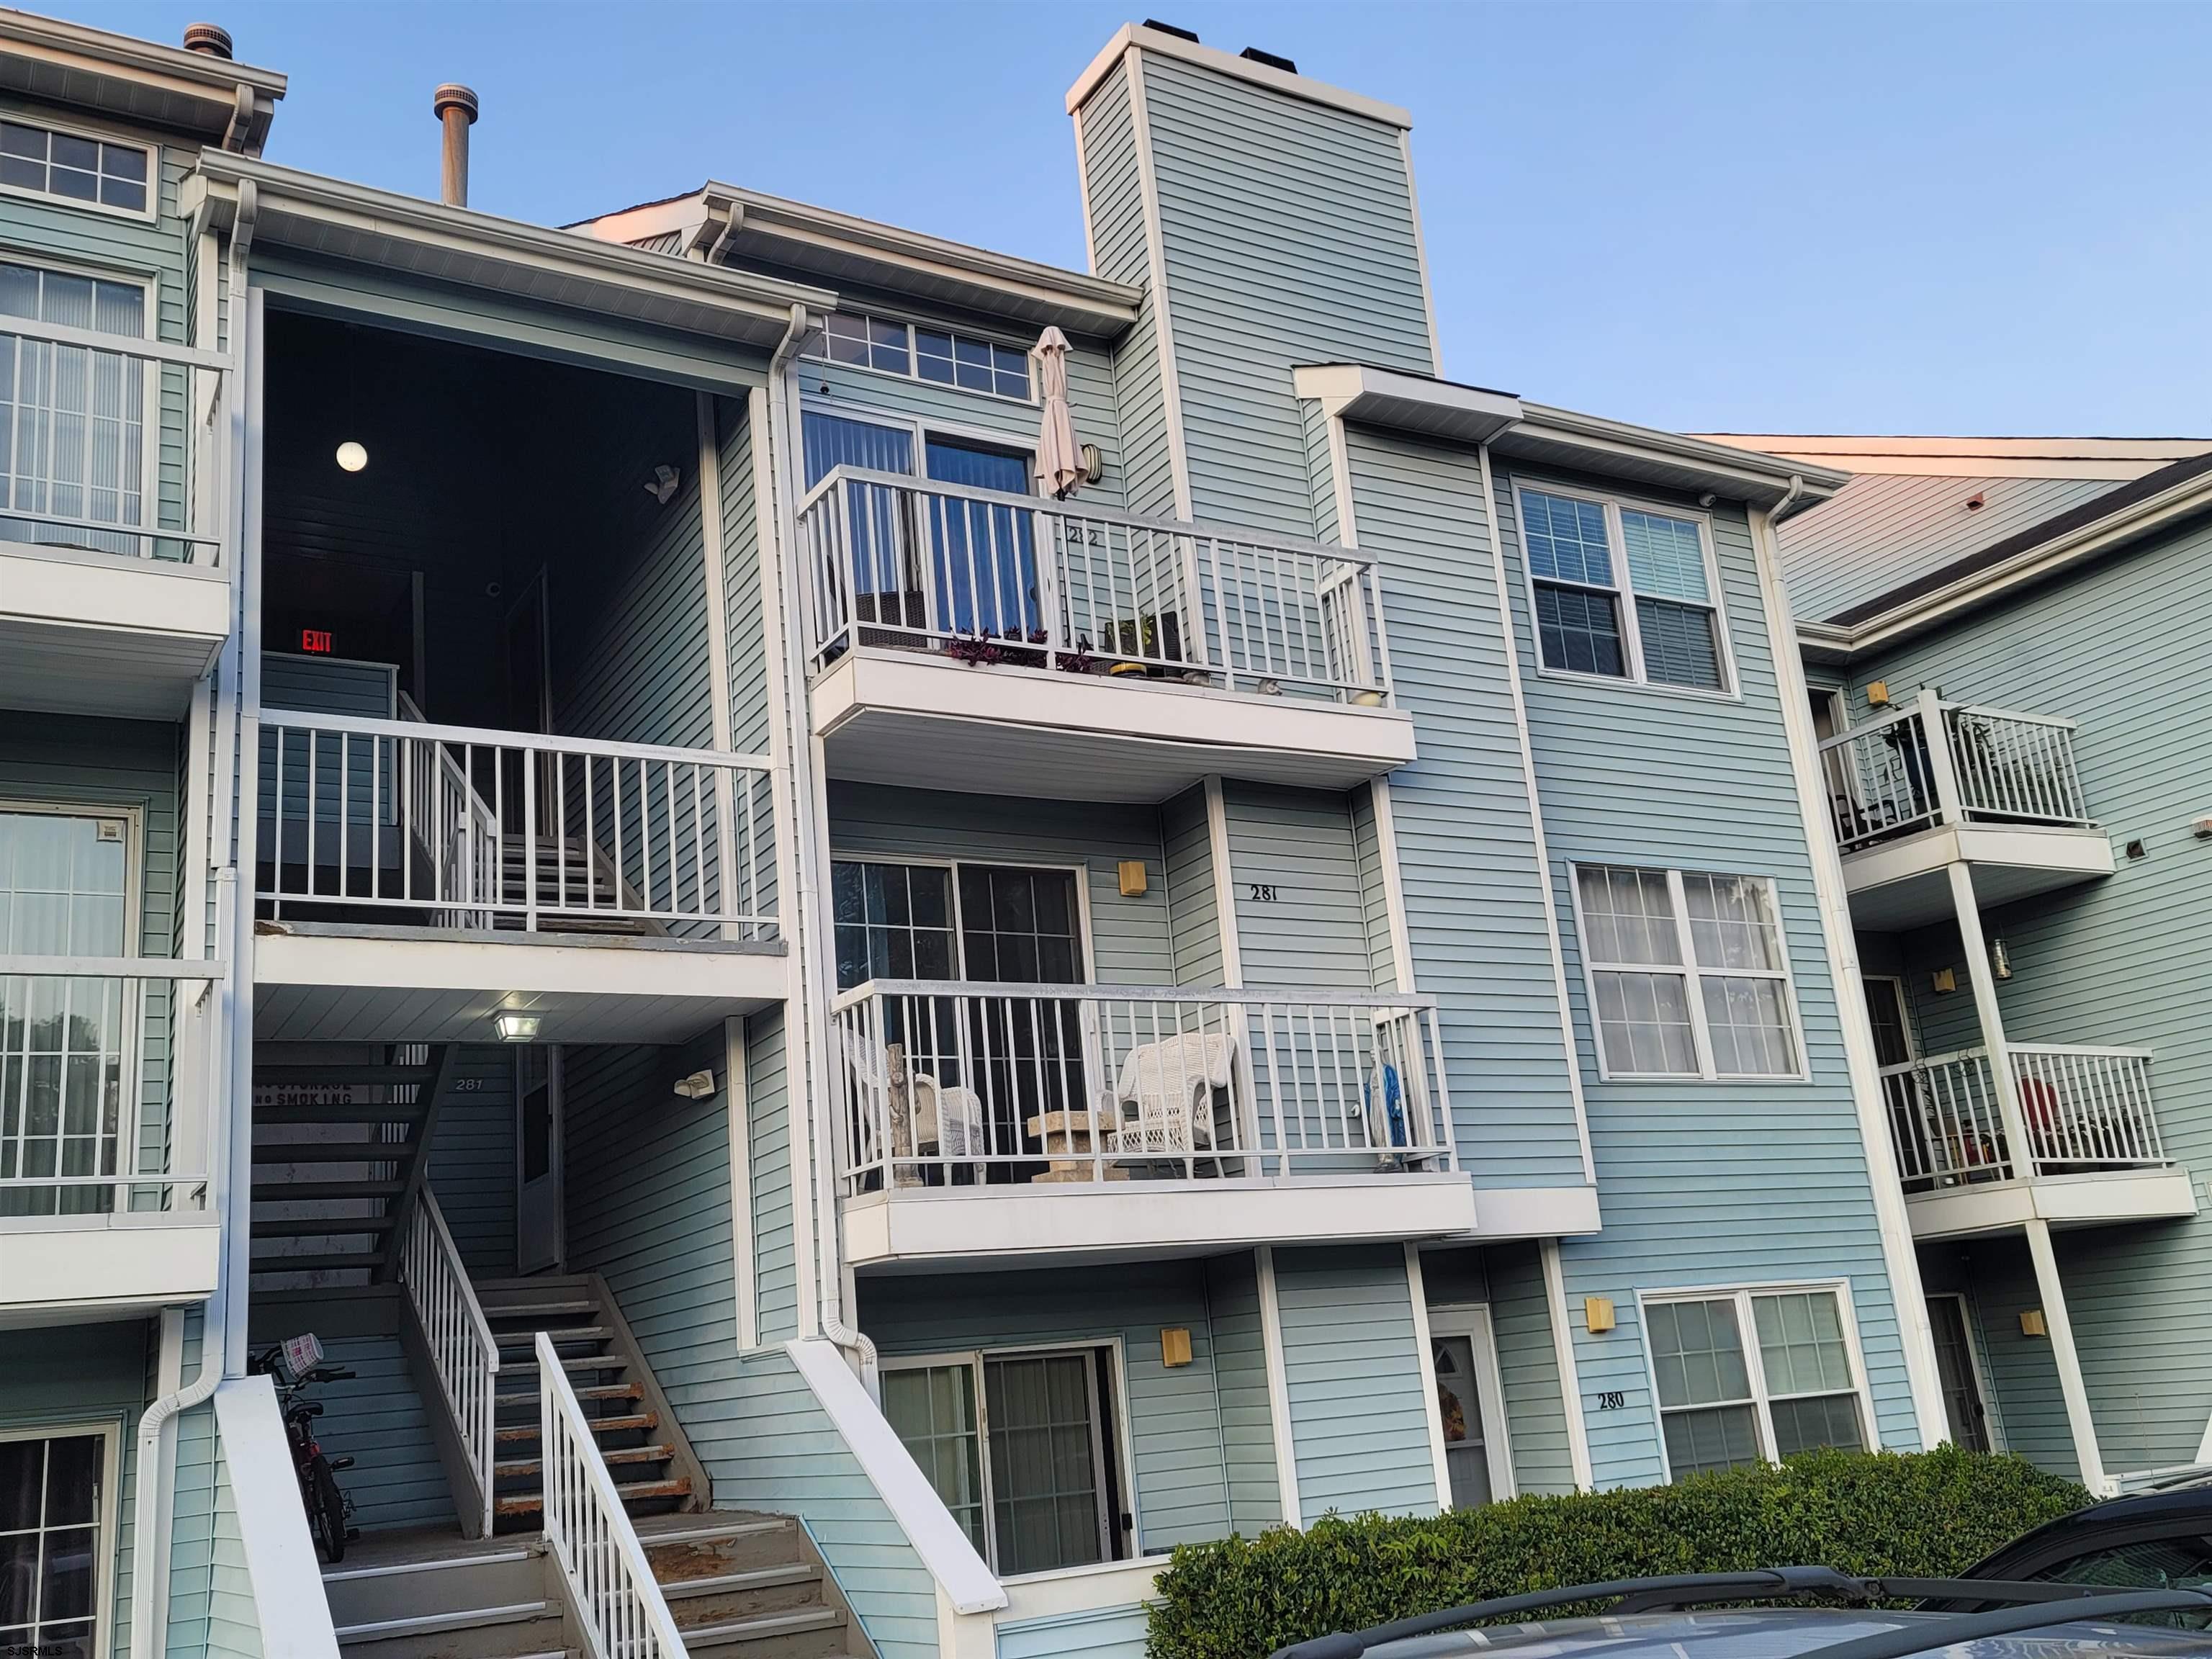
[300,629,333,655]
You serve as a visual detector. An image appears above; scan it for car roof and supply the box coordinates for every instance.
[1969,1483,2212,1577]
[1370,1606,2212,1658]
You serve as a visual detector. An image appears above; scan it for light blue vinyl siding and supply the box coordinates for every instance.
[204,1447,263,1659]
[1160,784,1221,986]
[714,399,781,922]
[747,1008,800,1345]
[996,1604,1150,1659]
[1202,1251,1283,1533]
[827,782,1177,986]
[1123,55,1434,538]
[857,1262,1233,1553]
[307,1336,457,1532]
[258,654,395,716]
[166,1311,214,1659]
[1349,786,1397,992]
[426,1044,516,1280]
[0,1322,147,1656]
[1922,1239,2074,1478]
[1272,1245,1436,1523]
[1482,1242,1578,1496]
[1221,782,1376,992]
[1493,460,1920,1485]
[1843,513,2212,1475]
[1338,426,1586,1187]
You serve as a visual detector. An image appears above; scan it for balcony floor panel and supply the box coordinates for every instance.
[814,649,1415,804]
[1904,1166,2198,1240]
[1,1213,221,1328]
[0,539,228,718]
[1843,822,2115,928]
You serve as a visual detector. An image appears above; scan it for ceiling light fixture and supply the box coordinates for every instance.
[336,440,368,473]
[494,1012,540,1042]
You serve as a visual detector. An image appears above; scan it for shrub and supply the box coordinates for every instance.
[1145,1447,2085,1659]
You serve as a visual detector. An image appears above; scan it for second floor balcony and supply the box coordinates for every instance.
[797,468,1416,802]
[1,953,224,1321]
[251,709,788,1048]
[1817,691,2113,927]
[1881,1041,2195,1238]
[828,978,1476,1267]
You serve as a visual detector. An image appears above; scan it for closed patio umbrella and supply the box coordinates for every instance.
[1032,326,1082,499]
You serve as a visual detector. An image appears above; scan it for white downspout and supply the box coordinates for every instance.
[132,184,257,1659]
[761,301,878,1395]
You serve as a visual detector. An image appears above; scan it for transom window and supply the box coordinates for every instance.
[1518,485,1729,693]
[802,310,1033,402]
[0,1430,108,1659]
[1573,865,1802,1079]
[882,1346,1128,1576]
[0,119,148,215]
[1647,1287,1869,1480]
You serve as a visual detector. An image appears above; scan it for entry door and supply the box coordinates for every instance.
[984,1350,1112,1575]
[0,807,132,1216]
[516,1046,562,1273]
[1926,1295,1992,1452]
[1428,1307,1511,1509]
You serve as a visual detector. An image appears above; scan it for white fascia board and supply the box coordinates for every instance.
[1905,1168,2198,1241]
[1501,404,1850,512]
[1462,1184,1601,1239]
[253,928,792,1002]
[0,539,229,637]
[1292,364,1523,446]
[1841,824,2113,901]
[1066,24,1412,129]
[840,1174,1480,1267]
[0,1218,220,1323]
[785,1337,1009,1615]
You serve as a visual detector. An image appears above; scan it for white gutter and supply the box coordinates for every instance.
[762,301,879,1396]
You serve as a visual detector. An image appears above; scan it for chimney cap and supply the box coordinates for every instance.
[181,22,233,59]
[433,83,480,123]
[1240,45,1298,73]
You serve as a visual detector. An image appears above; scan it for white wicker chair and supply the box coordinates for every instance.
[1107,1031,1235,1157]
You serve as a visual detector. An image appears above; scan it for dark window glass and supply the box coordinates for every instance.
[0,123,42,160]
[1534,583,1625,677]
[102,144,145,184]
[1635,597,1725,690]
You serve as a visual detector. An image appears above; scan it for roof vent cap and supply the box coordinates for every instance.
[181,22,233,59]
[1142,19,1201,42]
[1240,46,1298,73]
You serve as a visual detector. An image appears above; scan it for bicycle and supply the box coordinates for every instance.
[248,1334,360,1563]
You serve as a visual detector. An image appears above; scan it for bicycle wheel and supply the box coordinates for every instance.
[307,1457,349,1563]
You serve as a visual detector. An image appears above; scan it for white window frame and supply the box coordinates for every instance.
[800,308,1040,407]
[1862,974,1918,1066]
[1925,1289,2004,1452]
[878,1337,1141,1582]
[1568,863,1809,1084]
[1424,1303,1516,1505]
[0,1419,123,1659]
[0,113,156,223]
[827,853,1100,988]
[799,399,1041,494]
[1637,1279,1878,1483]
[1511,478,1738,701]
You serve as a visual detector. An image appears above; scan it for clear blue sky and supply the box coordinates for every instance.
[51,0,2212,437]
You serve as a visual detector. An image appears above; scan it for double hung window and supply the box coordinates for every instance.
[1519,485,1728,692]
[1573,866,1802,1079]
[0,1429,109,1659]
[881,1346,1126,1577]
[1647,1287,1869,1480]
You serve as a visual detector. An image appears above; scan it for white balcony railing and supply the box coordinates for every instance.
[398,1189,499,1537]
[1819,693,2091,855]
[537,1330,689,1659]
[797,466,1393,703]
[256,712,777,940]
[831,980,1454,1192]
[1883,1043,2163,1194]
[0,313,230,567]
[0,955,224,1221]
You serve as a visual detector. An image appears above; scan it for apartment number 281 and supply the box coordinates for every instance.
[1248,884,1281,902]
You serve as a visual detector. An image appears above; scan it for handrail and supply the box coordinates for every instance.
[831,976,1441,1012]
[0,311,233,372]
[1818,691,2092,853]
[538,1329,690,1659]
[1881,1043,2165,1191]
[0,954,222,978]
[261,708,773,773]
[398,1190,499,1537]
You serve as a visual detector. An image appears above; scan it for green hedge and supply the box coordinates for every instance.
[1146,1448,2085,1659]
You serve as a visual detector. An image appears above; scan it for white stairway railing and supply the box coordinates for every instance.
[397,1189,498,1537]
[539,1330,689,1659]
[831,979,1453,1192]
[1818,692,2092,855]
[1882,1043,2164,1194]
[0,955,225,1221]
[256,711,777,939]
[796,465,1393,703]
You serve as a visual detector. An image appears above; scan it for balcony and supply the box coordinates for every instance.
[0,314,232,719]
[1818,693,2112,927]
[251,711,788,1045]
[797,468,1416,802]
[1881,1043,2195,1238]
[0,955,224,1325]
[829,979,1477,1267]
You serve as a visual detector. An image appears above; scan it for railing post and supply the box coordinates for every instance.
[1917,687,1966,829]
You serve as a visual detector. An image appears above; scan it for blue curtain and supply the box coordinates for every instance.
[925,439,1038,640]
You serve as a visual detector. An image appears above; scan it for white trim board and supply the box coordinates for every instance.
[1254,1246,1303,1528]
[212,1377,343,1659]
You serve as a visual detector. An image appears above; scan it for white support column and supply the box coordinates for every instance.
[1540,1238,1594,1491]
[1254,1246,1301,1527]
[1915,687,1963,826]
[1946,861,2033,1179]
[2023,1216,2110,1495]
[695,392,740,939]
[724,1013,757,1350]
[1403,1244,1451,1511]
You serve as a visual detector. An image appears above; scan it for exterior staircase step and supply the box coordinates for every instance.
[496,1381,641,1410]
[660,1562,820,1602]
[253,1179,408,1201]
[256,1102,433,1124]
[255,1064,441,1087]
[675,1606,845,1653]
[495,1411,657,1444]
[480,1300,600,1322]
[494,1475,691,1518]
[252,1141,419,1163]
[495,1443,675,1480]
[495,1325,611,1349]
[498,1352,631,1376]
[253,1215,397,1238]
[249,1251,384,1274]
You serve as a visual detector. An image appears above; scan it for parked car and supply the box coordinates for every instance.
[1265,1566,2212,1658]
[1936,1475,2212,1619]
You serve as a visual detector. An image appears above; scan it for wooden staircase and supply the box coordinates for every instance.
[251,1046,459,1291]
[475,1274,709,1533]
[495,835,664,935]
